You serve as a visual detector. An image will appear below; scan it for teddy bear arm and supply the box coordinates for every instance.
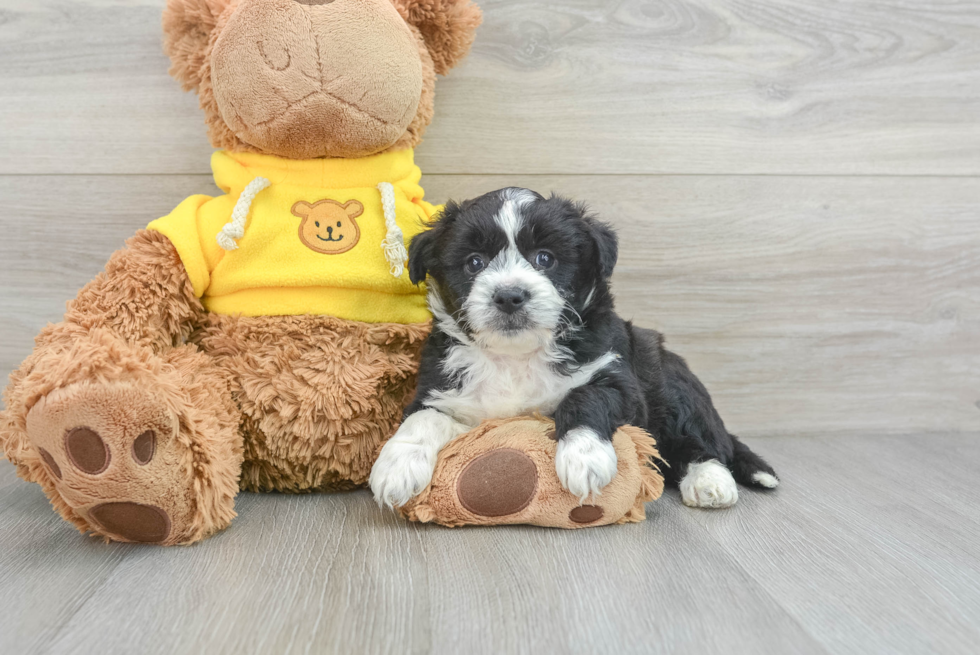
[55,229,206,351]
[1,228,206,473]
[3,228,207,450]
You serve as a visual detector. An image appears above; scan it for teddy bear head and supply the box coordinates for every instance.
[163,0,481,160]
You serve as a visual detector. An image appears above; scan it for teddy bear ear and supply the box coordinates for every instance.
[291,201,313,218]
[162,0,234,92]
[342,200,365,219]
[392,0,483,76]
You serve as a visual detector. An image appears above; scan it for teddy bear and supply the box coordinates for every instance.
[0,0,483,546]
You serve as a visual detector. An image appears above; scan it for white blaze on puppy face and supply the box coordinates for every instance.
[462,189,566,354]
[494,188,531,247]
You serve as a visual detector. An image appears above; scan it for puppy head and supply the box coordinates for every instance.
[409,188,618,354]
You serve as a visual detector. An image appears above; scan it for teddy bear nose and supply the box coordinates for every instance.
[295,0,335,5]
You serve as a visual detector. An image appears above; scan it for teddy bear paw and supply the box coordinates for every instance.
[25,382,190,543]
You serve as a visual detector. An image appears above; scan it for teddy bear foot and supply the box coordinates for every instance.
[396,418,666,529]
[26,382,200,544]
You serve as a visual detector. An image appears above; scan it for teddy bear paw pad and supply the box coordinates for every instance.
[569,505,604,524]
[456,448,538,517]
[131,430,156,465]
[89,502,171,544]
[24,382,191,544]
[37,447,63,479]
[64,427,111,474]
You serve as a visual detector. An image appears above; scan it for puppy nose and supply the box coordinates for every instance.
[493,288,530,314]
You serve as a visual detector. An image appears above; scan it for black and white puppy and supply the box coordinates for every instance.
[370,188,778,509]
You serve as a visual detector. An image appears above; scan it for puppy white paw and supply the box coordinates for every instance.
[369,440,437,509]
[680,460,738,508]
[555,427,618,502]
[369,408,469,510]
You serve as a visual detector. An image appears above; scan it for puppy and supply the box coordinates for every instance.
[370,188,778,510]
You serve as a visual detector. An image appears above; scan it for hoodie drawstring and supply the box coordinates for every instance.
[377,182,409,278]
[217,176,271,251]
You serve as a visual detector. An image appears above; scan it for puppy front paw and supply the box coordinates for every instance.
[555,427,618,503]
[369,440,437,509]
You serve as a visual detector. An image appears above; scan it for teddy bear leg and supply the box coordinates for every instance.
[398,419,666,528]
[3,333,242,545]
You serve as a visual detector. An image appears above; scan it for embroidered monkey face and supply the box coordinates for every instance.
[292,199,363,254]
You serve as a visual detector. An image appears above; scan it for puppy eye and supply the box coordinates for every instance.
[315,221,320,227]
[337,221,342,227]
[534,250,556,270]
[465,254,486,275]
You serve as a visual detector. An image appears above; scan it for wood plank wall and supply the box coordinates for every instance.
[1,0,978,435]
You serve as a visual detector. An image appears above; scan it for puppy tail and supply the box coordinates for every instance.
[729,435,780,489]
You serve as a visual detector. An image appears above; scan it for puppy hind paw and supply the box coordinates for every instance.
[751,471,780,489]
[680,459,739,509]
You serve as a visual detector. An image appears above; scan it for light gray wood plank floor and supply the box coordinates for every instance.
[2,433,980,655]
[1,0,978,653]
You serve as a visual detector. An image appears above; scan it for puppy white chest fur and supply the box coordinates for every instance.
[425,344,617,427]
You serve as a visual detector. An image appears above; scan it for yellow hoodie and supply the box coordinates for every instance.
[147,149,436,324]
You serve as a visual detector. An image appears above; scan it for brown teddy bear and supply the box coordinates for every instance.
[0,0,483,545]
[1,0,665,544]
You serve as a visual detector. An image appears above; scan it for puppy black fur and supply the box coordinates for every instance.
[406,188,777,494]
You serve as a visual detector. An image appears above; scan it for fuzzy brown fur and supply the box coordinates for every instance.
[392,0,482,75]
[195,313,429,492]
[398,418,665,528]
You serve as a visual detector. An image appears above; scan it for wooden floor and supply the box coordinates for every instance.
[1,1,979,653]
[3,433,980,654]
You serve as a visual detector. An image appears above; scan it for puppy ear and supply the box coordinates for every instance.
[408,229,437,285]
[392,0,483,75]
[408,200,461,284]
[162,0,233,92]
[584,212,619,279]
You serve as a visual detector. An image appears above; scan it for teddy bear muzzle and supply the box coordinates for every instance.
[210,0,424,159]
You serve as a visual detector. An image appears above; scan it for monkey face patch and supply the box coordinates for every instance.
[292,199,363,254]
